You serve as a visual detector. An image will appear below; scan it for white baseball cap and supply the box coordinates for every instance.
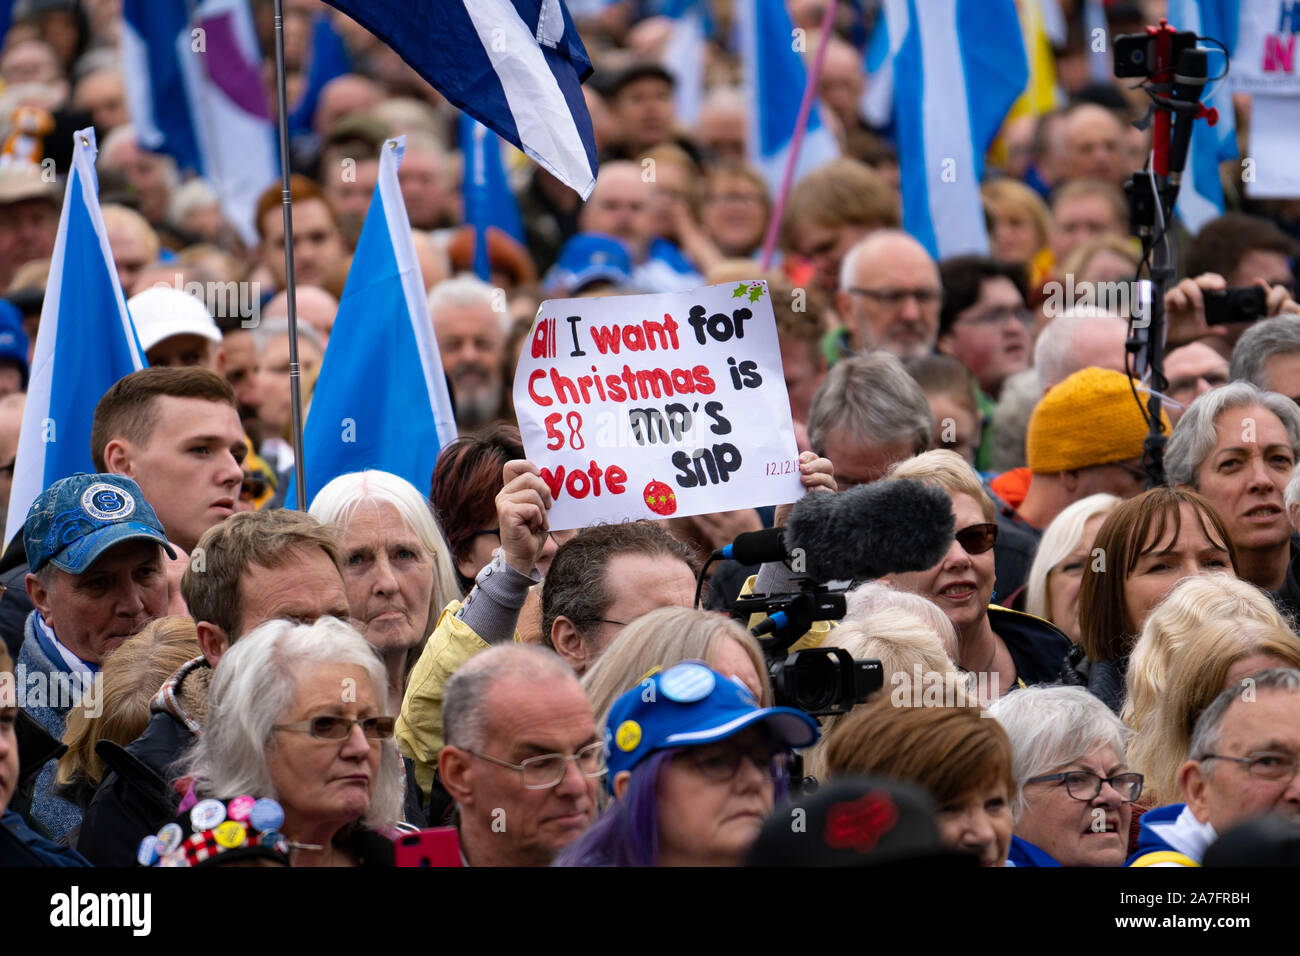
[127,286,222,352]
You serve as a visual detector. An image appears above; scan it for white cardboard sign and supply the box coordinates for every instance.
[514,280,804,530]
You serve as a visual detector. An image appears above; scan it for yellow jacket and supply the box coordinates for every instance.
[396,600,490,796]
[738,574,831,653]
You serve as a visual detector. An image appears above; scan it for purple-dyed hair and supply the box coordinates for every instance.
[553,741,792,867]
[554,750,674,867]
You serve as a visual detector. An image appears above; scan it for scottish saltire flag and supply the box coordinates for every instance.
[735,0,839,195]
[1167,0,1239,234]
[886,0,1028,260]
[301,136,457,507]
[5,131,147,548]
[862,0,908,128]
[289,10,353,135]
[120,0,277,243]
[323,0,598,198]
[459,113,525,282]
[661,0,708,127]
[1083,0,1112,83]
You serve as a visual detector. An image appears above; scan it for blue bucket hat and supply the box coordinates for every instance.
[604,661,819,792]
[25,473,177,574]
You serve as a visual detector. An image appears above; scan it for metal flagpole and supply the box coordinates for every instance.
[759,0,840,269]
[272,0,308,511]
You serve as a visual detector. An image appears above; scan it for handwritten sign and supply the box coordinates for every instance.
[514,281,804,530]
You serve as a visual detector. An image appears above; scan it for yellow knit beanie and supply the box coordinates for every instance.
[1027,367,1169,473]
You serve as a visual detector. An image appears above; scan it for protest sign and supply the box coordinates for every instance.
[1232,1,1300,94]
[514,280,805,530]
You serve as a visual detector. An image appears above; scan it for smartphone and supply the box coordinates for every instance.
[394,827,463,867]
[1203,286,1268,327]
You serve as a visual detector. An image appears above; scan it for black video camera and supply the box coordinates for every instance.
[1113,28,1197,78]
[730,584,883,718]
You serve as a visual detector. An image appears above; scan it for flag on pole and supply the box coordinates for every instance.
[300,136,458,507]
[288,10,354,135]
[5,130,148,548]
[322,0,599,198]
[735,0,840,195]
[1166,0,1239,234]
[861,0,908,129]
[1008,0,1064,119]
[661,0,708,128]
[882,0,1029,260]
[120,0,278,244]
[459,112,525,282]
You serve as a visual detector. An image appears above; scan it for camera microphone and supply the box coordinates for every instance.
[784,479,956,582]
[716,528,787,566]
[1168,47,1208,183]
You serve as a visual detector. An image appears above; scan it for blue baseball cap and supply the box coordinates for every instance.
[544,233,633,295]
[24,473,177,574]
[604,661,819,792]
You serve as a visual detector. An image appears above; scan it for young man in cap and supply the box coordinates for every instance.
[17,473,174,840]
[125,286,223,370]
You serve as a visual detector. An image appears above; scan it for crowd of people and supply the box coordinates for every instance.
[2,0,1300,869]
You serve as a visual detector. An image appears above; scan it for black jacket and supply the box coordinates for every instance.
[1270,539,1300,623]
[1060,644,1127,713]
[76,710,192,866]
[0,549,32,661]
[988,606,1070,688]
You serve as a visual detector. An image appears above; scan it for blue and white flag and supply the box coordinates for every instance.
[862,0,908,128]
[1167,0,1239,233]
[120,0,277,243]
[5,131,148,547]
[884,0,1029,260]
[323,0,599,198]
[459,113,525,282]
[289,10,353,135]
[735,0,840,195]
[301,136,458,507]
[660,0,708,127]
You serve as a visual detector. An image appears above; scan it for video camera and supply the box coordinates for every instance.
[705,479,955,718]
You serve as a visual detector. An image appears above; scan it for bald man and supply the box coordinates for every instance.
[578,161,701,292]
[1062,104,1128,189]
[836,230,943,359]
[262,285,339,344]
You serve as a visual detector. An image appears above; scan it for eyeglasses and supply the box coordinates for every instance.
[274,715,396,740]
[845,287,943,308]
[957,306,1033,327]
[471,527,576,548]
[466,740,607,790]
[1199,751,1300,783]
[955,523,998,555]
[1025,770,1144,803]
[679,738,788,783]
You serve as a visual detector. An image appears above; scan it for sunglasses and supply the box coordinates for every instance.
[955,523,998,555]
